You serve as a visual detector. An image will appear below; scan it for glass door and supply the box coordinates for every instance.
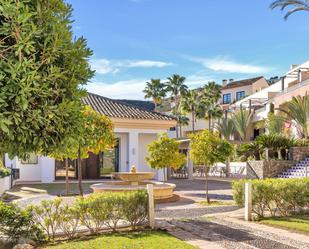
[99,140,119,178]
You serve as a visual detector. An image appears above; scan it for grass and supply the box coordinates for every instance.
[260,215,309,234]
[40,231,197,249]
[198,200,235,206]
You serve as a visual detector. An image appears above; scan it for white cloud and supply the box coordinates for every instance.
[126,60,172,68]
[86,79,147,100]
[186,73,215,88]
[188,56,270,74]
[90,58,173,75]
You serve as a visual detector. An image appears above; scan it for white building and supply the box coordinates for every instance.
[5,93,176,184]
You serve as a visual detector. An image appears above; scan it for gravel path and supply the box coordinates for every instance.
[165,219,309,249]
[156,205,240,219]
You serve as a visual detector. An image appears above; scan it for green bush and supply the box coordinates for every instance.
[0,167,10,178]
[28,190,149,240]
[0,201,45,242]
[232,178,309,218]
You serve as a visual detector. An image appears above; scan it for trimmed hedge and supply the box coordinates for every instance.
[232,178,309,218]
[27,190,148,240]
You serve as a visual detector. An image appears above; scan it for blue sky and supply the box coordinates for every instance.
[68,0,309,99]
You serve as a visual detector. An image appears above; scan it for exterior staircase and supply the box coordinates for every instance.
[278,157,309,178]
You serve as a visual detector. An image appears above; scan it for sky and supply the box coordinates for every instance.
[68,0,309,100]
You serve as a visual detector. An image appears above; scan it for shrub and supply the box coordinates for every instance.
[0,201,45,242]
[0,167,10,178]
[57,204,80,239]
[27,198,63,240]
[232,178,309,218]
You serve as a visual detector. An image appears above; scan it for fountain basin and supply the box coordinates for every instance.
[114,172,155,185]
[91,180,176,200]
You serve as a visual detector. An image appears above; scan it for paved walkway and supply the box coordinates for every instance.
[157,179,309,249]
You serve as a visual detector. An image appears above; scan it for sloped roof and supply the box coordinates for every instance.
[221,76,265,90]
[115,99,155,112]
[82,93,174,121]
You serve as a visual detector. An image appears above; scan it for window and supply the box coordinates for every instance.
[223,93,231,104]
[236,91,245,101]
[21,153,38,164]
[170,127,176,131]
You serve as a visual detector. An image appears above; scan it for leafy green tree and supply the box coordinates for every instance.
[265,112,285,135]
[180,90,200,133]
[271,0,309,19]
[0,0,93,159]
[278,94,309,138]
[166,74,188,138]
[143,79,166,110]
[146,133,186,181]
[76,106,115,195]
[231,109,253,141]
[190,130,233,203]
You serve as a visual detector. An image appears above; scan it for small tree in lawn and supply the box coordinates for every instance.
[190,130,233,203]
[76,106,115,196]
[146,134,186,181]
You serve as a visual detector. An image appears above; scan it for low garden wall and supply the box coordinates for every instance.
[289,146,309,161]
[0,176,10,195]
[246,160,296,179]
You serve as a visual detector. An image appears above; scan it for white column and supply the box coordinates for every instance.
[41,157,55,183]
[245,182,252,221]
[128,131,139,170]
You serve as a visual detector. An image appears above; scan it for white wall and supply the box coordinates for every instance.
[116,133,129,172]
[41,157,55,183]
[0,176,10,195]
[15,157,42,182]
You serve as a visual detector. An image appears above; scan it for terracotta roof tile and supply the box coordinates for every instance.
[221,76,266,90]
[82,93,175,121]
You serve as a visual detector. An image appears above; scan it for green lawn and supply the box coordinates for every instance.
[40,231,197,249]
[260,215,309,234]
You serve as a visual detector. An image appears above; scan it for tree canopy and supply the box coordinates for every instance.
[146,133,186,170]
[0,0,93,158]
[190,130,233,167]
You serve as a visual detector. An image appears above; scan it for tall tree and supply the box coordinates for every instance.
[180,90,200,133]
[143,79,166,110]
[231,109,253,141]
[216,118,235,140]
[190,130,233,203]
[0,0,93,159]
[166,74,188,138]
[198,82,223,131]
[178,115,189,138]
[76,106,115,195]
[271,0,309,19]
[278,94,309,138]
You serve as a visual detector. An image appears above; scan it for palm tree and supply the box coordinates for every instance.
[231,108,253,141]
[180,90,200,133]
[216,118,235,140]
[178,115,189,138]
[203,81,221,103]
[198,103,223,131]
[166,74,188,138]
[270,0,309,19]
[278,94,309,138]
[198,82,223,130]
[143,79,166,110]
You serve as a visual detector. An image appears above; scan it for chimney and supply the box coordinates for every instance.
[290,64,299,70]
[222,79,228,86]
[229,78,234,83]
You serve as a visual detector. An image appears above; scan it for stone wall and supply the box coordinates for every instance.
[246,160,296,179]
[289,146,309,162]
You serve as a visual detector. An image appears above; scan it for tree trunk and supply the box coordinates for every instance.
[205,165,210,203]
[65,158,69,196]
[225,157,230,178]
[192,109,195,133]
[77,147,83,196]
[179,123,182,138]
[208,113,211,131]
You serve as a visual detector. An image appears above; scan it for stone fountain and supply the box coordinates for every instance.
[91,165,176,201]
